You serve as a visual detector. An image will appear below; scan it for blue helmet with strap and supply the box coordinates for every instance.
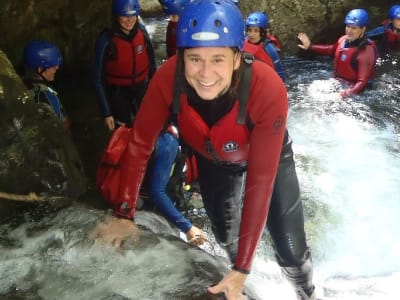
[344,9,369,27]
[24,40,62,70]
[177,0,244,49]
[388,5,400,19]
[159,0,188,15]
[112,0,140,16]
[245,12,268,30]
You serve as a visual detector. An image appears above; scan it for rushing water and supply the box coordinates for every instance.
[244,53,400,299]
[1,18,400,299]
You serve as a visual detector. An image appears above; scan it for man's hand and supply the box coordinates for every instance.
[104,116,115,131]
[186,225,207,246]
[207,270,248,300]
[297,32,311,50]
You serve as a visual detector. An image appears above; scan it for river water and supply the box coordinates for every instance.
[1,18,399,300]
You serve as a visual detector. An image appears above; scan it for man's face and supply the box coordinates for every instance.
[184,47,241,100]
[345,25,365,41]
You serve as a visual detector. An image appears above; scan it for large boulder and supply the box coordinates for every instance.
[0,50,87,221]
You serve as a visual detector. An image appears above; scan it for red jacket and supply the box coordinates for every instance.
[116,55,288,272]
[310,35,377,96]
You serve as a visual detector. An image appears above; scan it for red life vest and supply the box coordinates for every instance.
[334,36,376,82]
[177,96,250,164]
[105,31,150,86]
[243,40,274,67]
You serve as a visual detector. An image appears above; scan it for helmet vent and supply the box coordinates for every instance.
[190,19,198,28]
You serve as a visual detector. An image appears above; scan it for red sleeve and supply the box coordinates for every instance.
[234,61,288,272]
[115,57,177,218]
[309,42,338,56]
[342,44,376,96]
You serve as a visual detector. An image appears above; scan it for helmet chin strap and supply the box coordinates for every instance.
[37,68,50,83]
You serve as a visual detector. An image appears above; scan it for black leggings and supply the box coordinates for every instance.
[106,81,147,126]
[196,131,313,296]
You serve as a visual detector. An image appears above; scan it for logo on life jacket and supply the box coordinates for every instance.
[223,141,238,153]
[273,115,285,132]
[137,45,143,54]
[340,53,348,61]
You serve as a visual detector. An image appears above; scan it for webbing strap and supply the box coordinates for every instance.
[236,53,253,124]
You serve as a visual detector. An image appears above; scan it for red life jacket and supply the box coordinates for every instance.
[243,40,274,67]
[105,31,150,86]
[334,36,376,82]
[177,96,250,165]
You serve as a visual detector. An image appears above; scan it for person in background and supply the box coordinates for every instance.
[244,11,286,82]
[158,0,189,58]
[92,0,156,131]
[297,8,378,98]
[23,39,70,132]
[105,0,316,299]
[365,4,400,52]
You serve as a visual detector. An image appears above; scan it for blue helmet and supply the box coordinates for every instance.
[344,8,369,27]
[112,0,140,16]
[24,40,62,70]
[159,0,188,15]
[388,5,400,19]
[245,12,268,30]
[177,0,245,49]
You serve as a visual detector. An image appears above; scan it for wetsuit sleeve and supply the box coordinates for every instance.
[149,134,193,233]
[342,44,376,96]
[234,61,288,273]
[309,42,338,56]
[114,58,177,219]
[264,41,286,82]
[92,32,112,117]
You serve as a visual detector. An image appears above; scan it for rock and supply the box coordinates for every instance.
[0,50,87,221]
